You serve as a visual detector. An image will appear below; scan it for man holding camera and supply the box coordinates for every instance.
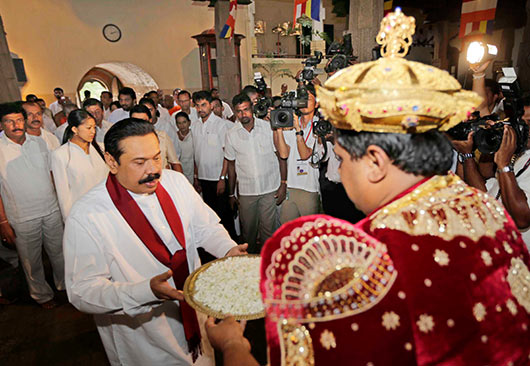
[454,95,530,248]
[273,83,320,224]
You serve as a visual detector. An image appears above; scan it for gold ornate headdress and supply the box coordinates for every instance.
[317,8,482,133]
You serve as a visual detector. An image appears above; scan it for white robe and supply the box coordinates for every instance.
[63,170,236,366]
[51,142,109,220]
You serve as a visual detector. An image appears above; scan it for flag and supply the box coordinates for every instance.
[219,0,237,39]
[293,0,321,25]
[459,0,497,38]
[384,0,393,16]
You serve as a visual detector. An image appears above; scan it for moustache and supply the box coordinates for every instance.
[138,173,161,184]
[12,129,24,132]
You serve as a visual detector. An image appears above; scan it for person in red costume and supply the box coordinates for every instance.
[205,9,530,365]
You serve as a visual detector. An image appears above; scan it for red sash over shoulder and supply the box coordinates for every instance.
[106,173,201,362]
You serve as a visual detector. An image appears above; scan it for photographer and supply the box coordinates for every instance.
[273,83,320,224]
[454,95,530,248]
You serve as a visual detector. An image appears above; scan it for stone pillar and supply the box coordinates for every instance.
[516,0,530,90]
[348,0,384,62]
[0,15,21,103]
[215,0,242,101]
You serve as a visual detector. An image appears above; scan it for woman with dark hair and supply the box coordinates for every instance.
[51,110,108,219]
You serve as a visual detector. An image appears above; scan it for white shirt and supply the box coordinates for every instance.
[224,118,280,195]
[40,128,60,151]
[54,122,68,142]
[283,119,320,192]
[42,112,57,133]
[324,141,341,183]
[179,132,194,184]
[51,142,109,220]
[486,149,530,249]
[108,108,130,124]
[64,170,235,366]
[155,117,181,158]
[0,134,59,223]
[191,113,228,181]
[221,101,233,120]
[49,100,62,116]
[103,107,111,121]
[95,120,113,144]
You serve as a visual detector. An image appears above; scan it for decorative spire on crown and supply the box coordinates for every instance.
[376,7,416,58]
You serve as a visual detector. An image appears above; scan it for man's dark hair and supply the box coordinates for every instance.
[147,90,158,97]
[211,88,218,93]
[129,104,152,120]
[192,90,213,103]
[139,97,160,117]
[0,102,27,122]
[35,98,45,103]
[232,93,251,108]
[54,87,64,93]
[175,111,190,122]
[104,118,156,163]
[177,90,191,99]
[110,101,121,109]
[101,91,112,98]
[335,129,453,176]
[485,79,500,95]
[25,94,38,102]
[521,92,530,107]
[82,98,103,110]
[118,87,136,100]
[211,97,222,106]
[242,85,259,95]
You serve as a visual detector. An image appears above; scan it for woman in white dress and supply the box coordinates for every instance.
[51,110,108,220]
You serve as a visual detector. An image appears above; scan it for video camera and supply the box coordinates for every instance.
[269,52,324,129]
[325,34,357,74]
[447,68,528,155]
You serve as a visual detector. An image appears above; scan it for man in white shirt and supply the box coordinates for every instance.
[100,91,113,121]
[49,87,64,117]
[191,91,236,240]
[83,98,113,144]
[108,87,136,124]
[145,92,180,151]
[34,98,57,133]
[0,103,64,309]
[64,119,247,365]
[22,102,60,151]
[175,111,194,184]
[211,98,235,130]
[211,88,234,121]
[273,84,321,224]
[225,93,287,253]
[174,90,200,122]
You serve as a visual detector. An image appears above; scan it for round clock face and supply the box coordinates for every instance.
[103,24,121,42]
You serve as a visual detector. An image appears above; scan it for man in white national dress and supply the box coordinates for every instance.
[63,118,247,366]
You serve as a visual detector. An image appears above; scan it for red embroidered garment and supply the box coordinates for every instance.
[260,174,530,365]
[106,173,201,361]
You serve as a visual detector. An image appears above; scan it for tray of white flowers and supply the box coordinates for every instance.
[183,254,265,320]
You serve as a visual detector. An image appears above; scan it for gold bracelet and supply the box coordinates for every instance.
[0,220,8,225]
[281,180,287,184]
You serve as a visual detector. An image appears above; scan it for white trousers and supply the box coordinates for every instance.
[12,210,64,303]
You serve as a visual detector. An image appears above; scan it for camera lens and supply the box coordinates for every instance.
[278,112,289,124]
[474,128,503,154]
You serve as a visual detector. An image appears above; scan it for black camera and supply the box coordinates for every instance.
[447,68,529,155]
[254,72,267,94]
[254,97,271,119]
[270,86,309,129]
[325,34,357,74]
[313,112,333,137]
[300,51,323,82]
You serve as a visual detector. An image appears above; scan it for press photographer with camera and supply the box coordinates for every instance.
[273,83,321,224]
[453,93,530,248]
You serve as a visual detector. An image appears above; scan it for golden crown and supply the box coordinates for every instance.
[317,8,482,133]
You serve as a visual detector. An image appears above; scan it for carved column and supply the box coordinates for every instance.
[0,15,21,102]
[348,0,384,62]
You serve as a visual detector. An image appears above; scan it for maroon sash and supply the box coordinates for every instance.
[106,173,201,362]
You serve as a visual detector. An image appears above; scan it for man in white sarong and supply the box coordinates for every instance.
[64,118,247,366]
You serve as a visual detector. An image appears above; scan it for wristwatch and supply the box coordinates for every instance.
[219,175,227,180]
[457,153,474,163]
[498,165,514,174]
[295,130,304,136]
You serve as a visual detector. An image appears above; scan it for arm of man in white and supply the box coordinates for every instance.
[64,218,160,316]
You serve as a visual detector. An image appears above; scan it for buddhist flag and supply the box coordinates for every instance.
[294,0,321,24]
[459,0,497,38]
[384,0,393,16]
[219,0,237,39]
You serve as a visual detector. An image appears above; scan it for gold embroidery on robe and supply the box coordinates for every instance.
[369,174,507,242]
[279,322,315,366]
[507,257,530,313]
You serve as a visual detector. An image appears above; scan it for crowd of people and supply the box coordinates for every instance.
[1,9,530,365]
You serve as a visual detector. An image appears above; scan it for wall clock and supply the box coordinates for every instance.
[103,24,122,42]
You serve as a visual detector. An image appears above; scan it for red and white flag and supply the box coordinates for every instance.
[459,0,497,38]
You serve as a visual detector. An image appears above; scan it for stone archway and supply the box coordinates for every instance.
[76,62,159,102]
